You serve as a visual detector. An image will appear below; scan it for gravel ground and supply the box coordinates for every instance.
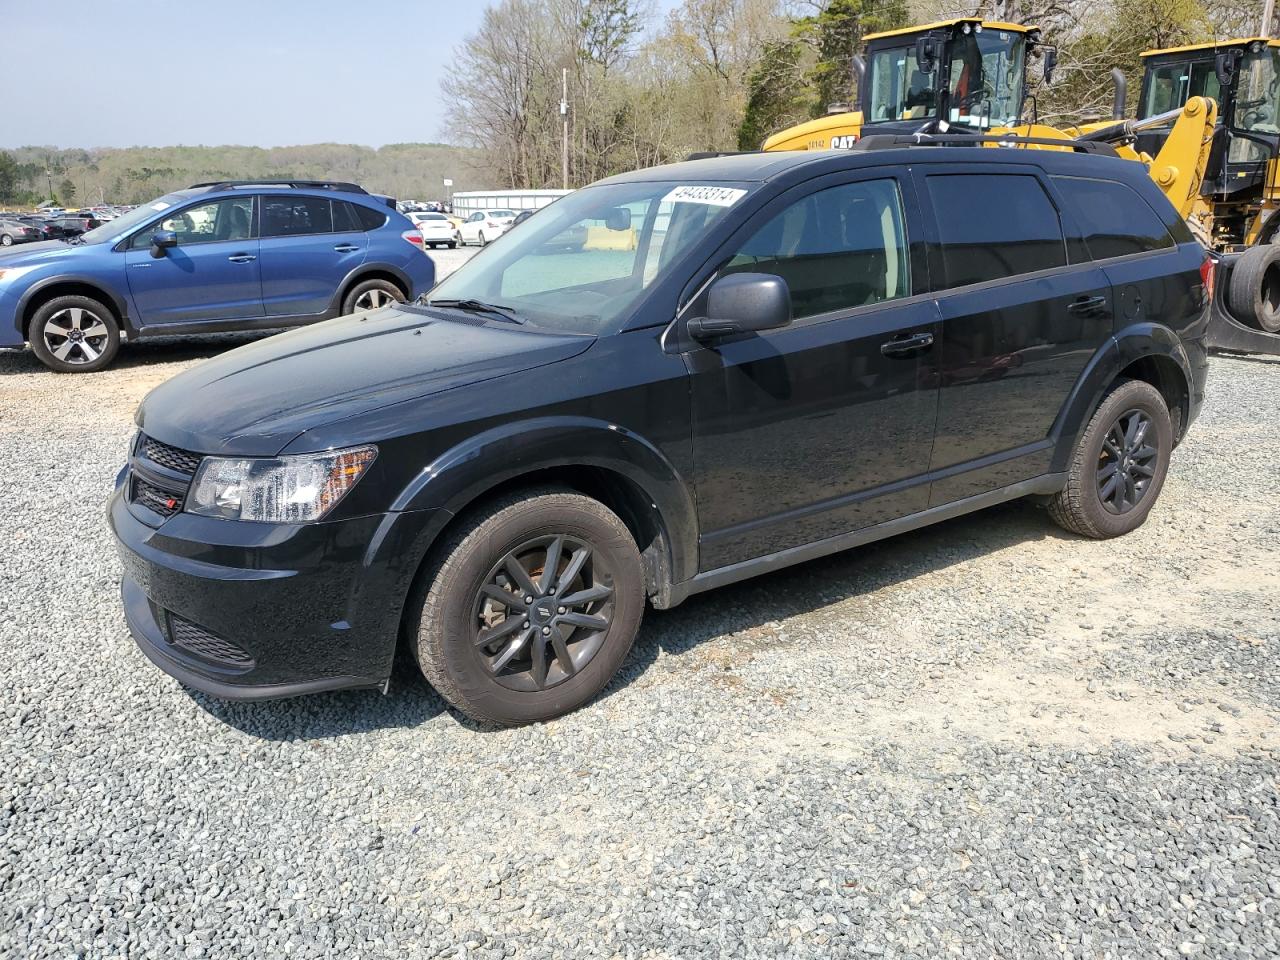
[0,329,1276,958]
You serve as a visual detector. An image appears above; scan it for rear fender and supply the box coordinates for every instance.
[1048,324,1193,472]
[393,416,699,591]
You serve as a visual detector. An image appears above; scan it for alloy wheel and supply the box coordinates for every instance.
[1096,408,1159,514]
[42,307,111,365]
[353,288,394,311]
[471,534,615,692]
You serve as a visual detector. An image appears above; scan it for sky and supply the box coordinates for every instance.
[2,0,683,150]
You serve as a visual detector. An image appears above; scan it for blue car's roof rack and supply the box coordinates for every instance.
[188,180,369,194]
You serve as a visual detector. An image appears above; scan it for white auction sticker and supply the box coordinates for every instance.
[661,185,747,207]
[150,201,171,211]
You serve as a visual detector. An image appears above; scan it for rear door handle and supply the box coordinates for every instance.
[227,254,256,263]
[333,244,360,253]
[880,331,934,357]
[1067,295,1108,314]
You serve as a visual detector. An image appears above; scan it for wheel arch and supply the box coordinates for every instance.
[393,417,699,609]
[18,276,131,338]
[332,265,412,314]
[1049,324,1194,473]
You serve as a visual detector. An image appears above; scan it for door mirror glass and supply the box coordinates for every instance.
[1043,46,1058,85]
[687,272,792,339]
[914,36,937,74]
[150,229,177,257]
[1215,50,1237,88]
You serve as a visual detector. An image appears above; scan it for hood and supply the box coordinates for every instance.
[136,308,594,456]
[0,239,93,265]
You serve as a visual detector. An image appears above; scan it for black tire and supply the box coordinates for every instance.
[340,278,405,315]
[1228,243,1280,333]
[478,231,487,247]
[408,488,644,725]
[28,295,120,373]
[447,241,457,249]
[1048,379,1173,539]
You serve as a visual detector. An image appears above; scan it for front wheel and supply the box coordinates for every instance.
[1048,379,1173,539]
[1,234,12,246]
[410,489,644,725]
[29,296,121,373]
[478,231,487,246]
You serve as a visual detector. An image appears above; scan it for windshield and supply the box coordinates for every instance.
[79,194,184,244]
[425,180,750,334]
[1229,46,1280,163]
[946,30,1025,127]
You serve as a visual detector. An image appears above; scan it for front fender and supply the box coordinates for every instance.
[15,270,134,335]
[1048,323,1194,473]
[392,416,699,589]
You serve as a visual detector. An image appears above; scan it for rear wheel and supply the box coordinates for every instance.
[409,489,644,725]
[1048,379,1173,539]
[29,295,120,373]
[341,278,405,315]
[1228,243,1280,333]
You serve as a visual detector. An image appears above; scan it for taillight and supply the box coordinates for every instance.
[1200,255,1215,304]
[402,229,424,250]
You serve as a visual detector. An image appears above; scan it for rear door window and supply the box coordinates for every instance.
[1051,176,1176,260]
[262,196,333,237]
[926,173,1066,288]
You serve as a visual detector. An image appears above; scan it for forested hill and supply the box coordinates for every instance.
[0,143,489,206]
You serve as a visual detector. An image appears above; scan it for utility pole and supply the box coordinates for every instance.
[560,67,569,191]
[1264,0,1275,38]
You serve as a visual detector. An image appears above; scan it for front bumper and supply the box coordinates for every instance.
[109,486,443,700]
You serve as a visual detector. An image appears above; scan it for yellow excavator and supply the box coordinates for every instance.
[759,18,1280,353]
[1130,38,1280,349]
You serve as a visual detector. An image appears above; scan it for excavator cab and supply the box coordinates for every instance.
[1138,40,1280,207]
[861,19,1047,135]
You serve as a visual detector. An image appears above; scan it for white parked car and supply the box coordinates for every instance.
[458,209,517,246]
[407,211,459,249]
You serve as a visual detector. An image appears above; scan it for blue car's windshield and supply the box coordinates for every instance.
[79,195,185,244]
[426,180,753,334]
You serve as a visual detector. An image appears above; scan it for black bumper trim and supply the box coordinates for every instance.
[121,576,382,701]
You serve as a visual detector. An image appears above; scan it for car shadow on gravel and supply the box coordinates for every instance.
[190,499,1076,740]
[605,498,1078,699]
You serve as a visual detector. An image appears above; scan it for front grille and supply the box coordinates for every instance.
[133,476,181,517]
[167,615,255,669]
[139,435,202,475]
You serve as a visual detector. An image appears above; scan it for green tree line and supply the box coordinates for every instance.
[0,143,487,209]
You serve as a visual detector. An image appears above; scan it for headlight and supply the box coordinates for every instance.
[187,445,376,522]
[0,265,40,285]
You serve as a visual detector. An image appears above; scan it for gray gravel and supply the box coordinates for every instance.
[0,344,1277,959]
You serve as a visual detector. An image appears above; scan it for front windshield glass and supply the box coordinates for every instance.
[947,29,1025,127]
[79,195,183,244]
[425,180,750,334]
[867,46,935,123]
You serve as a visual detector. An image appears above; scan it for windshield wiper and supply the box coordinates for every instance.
[423,297,525,324]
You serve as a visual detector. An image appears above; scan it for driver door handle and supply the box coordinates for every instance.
[227,253,257,263]
[1067,295,1108,315]
[880,331,935,357]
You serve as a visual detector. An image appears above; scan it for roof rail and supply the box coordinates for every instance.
[187,179,369,194]
[684,151,760,161]
[853,134,1119,157]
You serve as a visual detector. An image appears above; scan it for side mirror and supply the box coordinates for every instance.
[687,272,792,339]
[914,36,937,74]
[1215,50,1238,88]
[150,229,177,258]
[604,207,632,231]
[1043,47,1058,85]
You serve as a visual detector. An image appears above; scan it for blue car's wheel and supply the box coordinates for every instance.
[30,295,120,373]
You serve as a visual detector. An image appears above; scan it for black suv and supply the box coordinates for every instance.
[110,143,1210,725]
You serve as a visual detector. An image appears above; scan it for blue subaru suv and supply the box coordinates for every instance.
[0,180,435,372]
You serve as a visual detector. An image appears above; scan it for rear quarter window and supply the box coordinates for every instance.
[927,173,1067,288]
[352,203,388,231]
[1051,176,1177,259]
